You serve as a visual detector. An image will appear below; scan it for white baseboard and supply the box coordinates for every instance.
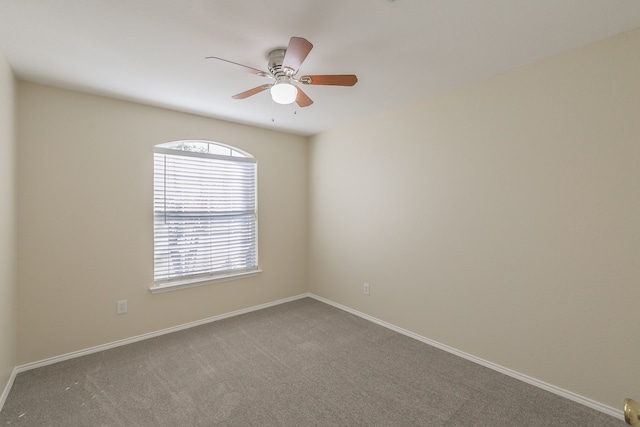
[14,293,310,374]
[308,293,624,421]
[0,367,17,413]
[0,293,306,413]
[4,292,624,421]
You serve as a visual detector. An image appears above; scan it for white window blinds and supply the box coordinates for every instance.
[153,145,257,284]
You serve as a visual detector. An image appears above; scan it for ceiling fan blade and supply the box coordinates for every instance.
[300,75,358,86]
[282,37,313,73]
[295,86,313,107]
[232,84,272,99]
[206,57,270,77]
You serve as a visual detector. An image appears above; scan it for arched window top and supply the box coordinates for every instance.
[156,140,253,159]
[152,139,258,291]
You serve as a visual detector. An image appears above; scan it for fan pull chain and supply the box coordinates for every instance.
[269,99,299,122]
[271,97,275,122]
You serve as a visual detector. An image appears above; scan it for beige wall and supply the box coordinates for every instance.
[309,28,640,409]
[8,26,640,414]
[17,83,308,364]
[0,51,17,394]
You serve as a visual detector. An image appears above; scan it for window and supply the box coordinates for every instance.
[152,140,259,292]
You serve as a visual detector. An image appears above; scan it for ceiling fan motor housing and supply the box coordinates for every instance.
[267,48,295,79]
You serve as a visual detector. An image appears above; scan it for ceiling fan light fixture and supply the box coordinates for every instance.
[210,36,357,108]
[270,82,297,104]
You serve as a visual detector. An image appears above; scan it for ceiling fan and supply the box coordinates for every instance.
[206,37,358,107]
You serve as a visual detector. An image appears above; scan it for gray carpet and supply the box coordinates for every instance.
[0,298,626,426]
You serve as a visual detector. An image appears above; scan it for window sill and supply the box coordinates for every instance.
[150,270,263,294]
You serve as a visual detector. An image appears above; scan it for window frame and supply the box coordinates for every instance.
[150,140,261,294]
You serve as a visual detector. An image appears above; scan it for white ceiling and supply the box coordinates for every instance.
[1,0,640,136]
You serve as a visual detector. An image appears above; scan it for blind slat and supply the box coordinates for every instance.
[153,147,258,283]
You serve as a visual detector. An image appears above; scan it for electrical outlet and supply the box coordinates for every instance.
[117,299,128,315]
[363,283,370,296]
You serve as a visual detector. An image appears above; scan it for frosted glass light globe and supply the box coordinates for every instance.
[270,83,297,104]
